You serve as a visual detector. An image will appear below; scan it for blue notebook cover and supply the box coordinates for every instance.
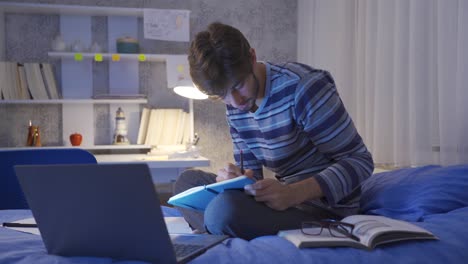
[168,176,255,211]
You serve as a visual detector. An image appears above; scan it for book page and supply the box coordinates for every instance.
[343,215,435,248]
[3,217,40,235]
[278,229,365,249]
[4,217,192,235]
[208,176,255,193]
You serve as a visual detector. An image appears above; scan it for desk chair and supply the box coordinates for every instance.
[0,148,97,210]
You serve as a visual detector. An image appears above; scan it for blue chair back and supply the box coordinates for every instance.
[0,148,97,209]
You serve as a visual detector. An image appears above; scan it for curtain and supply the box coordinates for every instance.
[298,0,468,167]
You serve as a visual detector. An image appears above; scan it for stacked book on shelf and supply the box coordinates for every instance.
[92,94,147,100]
[0,62,59,100]
[137,107,191,146]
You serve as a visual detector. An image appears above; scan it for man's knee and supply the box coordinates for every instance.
[204,190,253,238]
[174,169,213,194]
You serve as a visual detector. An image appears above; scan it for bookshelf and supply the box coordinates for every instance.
[0,2,192,149]
[0,2,210,184]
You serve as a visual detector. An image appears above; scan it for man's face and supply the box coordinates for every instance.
[221,73,259,112]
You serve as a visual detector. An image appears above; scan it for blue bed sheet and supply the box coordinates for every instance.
[1,165,468,264]
[191,206,468,264]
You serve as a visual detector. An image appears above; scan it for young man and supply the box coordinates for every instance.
[174,22,374,240]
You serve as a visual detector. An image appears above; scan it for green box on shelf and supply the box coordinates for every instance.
[116,37,139,54]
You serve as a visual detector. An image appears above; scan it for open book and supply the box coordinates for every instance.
[278,215,437,250]
[168,176,255,211]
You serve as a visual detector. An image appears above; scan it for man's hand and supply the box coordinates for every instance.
[244,179,298,211]
[244,177,323,211]
[216,163,255,182]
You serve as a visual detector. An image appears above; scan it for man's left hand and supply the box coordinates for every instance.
[244,179,300,211]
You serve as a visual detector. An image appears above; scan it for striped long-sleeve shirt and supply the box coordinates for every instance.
[227,62,374,212]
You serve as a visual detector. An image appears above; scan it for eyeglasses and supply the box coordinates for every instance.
[219,72,254,100]
[301,220,360,241]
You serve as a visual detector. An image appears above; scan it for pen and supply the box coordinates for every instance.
[2,222,38,228]
[240,150,245,175]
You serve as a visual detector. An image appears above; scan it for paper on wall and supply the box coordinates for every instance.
[143,9,190,42]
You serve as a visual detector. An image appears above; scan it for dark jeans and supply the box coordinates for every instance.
[173,169,338,240]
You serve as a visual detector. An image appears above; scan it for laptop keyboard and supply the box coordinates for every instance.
[173,243,205,257]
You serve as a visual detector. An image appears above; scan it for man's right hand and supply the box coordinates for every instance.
[216,163,255,182]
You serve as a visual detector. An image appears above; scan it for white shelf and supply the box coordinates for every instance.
[48,52,169,62]
[0,145,151,151]
[0,99,148,104]
[94,154,210,169]
[0,2,143,17]
[85,145,152,150]
[0,146,209,169]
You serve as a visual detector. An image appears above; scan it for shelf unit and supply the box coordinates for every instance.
[0,2,191,149]
[0,2,210,184]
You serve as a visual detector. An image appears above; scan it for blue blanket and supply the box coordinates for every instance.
[1,165,468,263]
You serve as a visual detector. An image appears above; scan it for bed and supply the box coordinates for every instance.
[1,164,468,263]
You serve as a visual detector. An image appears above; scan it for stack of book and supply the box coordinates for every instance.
[0,62,59,100]
[137,107,191,146]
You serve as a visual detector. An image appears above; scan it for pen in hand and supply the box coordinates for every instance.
[2,222,38,228]
[240,150,245,175]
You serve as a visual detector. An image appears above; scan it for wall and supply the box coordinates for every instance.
[0,0,297,174]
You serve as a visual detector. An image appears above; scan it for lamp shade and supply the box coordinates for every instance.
[167,55,208,100]
[173,81,208,100]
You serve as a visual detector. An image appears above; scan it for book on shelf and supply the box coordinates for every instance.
[92,94,147,99]
[175,108,187,146]
[144,108,164,146]
[6,62,19,99]
[181,110,191,146]
[137,107,151,145]
[278,215,437,250]
[0,62,59,101]
[24,63,49,100]
[16,64,31,99]
[168,176,255,211]
[0,62,10,99]
[40,63,60,99]
[140,108,190,146]
[0,62,30,100]
[159,109,181,145]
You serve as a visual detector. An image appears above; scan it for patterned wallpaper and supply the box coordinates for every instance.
[0,0,297,173]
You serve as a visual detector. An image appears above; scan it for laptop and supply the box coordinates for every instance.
[14,163,227,264]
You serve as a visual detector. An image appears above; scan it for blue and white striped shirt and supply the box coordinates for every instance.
[227,62,374,211]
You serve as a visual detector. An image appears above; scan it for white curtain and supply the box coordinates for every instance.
[298,0,468,167]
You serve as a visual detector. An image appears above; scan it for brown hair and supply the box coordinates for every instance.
[188,22,252,98]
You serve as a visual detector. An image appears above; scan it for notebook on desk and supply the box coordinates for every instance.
[14,163,227,264]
